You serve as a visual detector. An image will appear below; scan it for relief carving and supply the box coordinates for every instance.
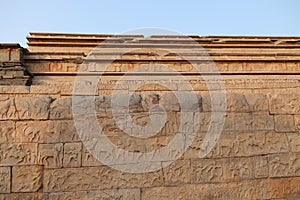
[0,97,17,119]
[0,121,15,143]
[38,144,63,168]
[229,161,251,179]
[12,166,42,192]
[0,144,37,166]
[15,97,52,119]
[63,143,82,167]
[0,167,10,193]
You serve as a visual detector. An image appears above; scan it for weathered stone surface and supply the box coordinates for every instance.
[269,153,300,177]
[12,165,42,192]
[275,115,296,132]
[49,189,140,200]
[63,142,82,167]
[295,115,300,130]
[0,167,10,193]
[201,131,289,158]
[191,157,266,183]
[50,97,72,119]
[0,97,17,120]
[16,121,59,143]
[0,193,48,200]
[15,97,52,119]
[30,85,60,94]
[287,133,300,152]
[0,143,37,166]
[202,92,263,113]
[195,112,274,132]
[224,113,274,131]
[38,144,63,168]
[163,159,191,185]
[142,177,300,200]
[0,86,29,94]
[44,167,163,192]
[225,93,249,112]
[82,148,103,167]
[270,94,300,114]
[159,92,180,111]
[0,121,15,143]
[244,93,269,112]
[15,120,78,143]
[2,35,300,198]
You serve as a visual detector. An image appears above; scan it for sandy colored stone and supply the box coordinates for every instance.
[287,133,300,152]
[244,93,269,112]
[38,143,63,168]
[191,157,261,183]
[15,96,52,119]
[0,143,37,166]
[270,94,300,114]
[30,85,60,94]
[0,193,48,200]
[0,86,29,94]
[0,121,15,143]
[82,148,103,167]
[0,97,18,120]
[214,131,287,157]
[142,177,300,200]
[275,115,296,132]
[269,153,300,177]
[44,166,163,192]
[294,115,300,130]
[163,159,191,185]
[195,112,273,132]
[50,97,72,119]
[12,165,43,192]
[0,167,10,193]
[49,189,140,200]
[15,120,79,143]
[63,142,82,167]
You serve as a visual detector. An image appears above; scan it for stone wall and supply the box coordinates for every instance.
[0,33,300,199]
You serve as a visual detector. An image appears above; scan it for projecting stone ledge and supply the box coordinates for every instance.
[0,44,32,86]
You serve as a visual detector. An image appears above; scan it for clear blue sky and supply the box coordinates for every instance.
[1,0,300,46]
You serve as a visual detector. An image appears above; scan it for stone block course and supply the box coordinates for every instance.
[1,34,300,199]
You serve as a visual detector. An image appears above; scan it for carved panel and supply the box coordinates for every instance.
[38,144,63,168]
[15,97,52,119]
[224,113,274,131]
[269,153,300,177]
[191,157,261,183]
[142,186,193,200]
[0,193,48,200]
[63,143,82,167]
[0,97,17,120]
[275,115,296,132]
[12,165,42,192]
[44,167,163,192]
[82,148,103,167]
[270,94,300,114]
[49,189,140,200]
[287,133,300,152]
[0,143,37,166]
[295,115,300,130]
[163,160,190,185]
[244,93,269,112]
[0,121,15,143]
[50,97,72,119]
[201,131,288,159]
[0,167,10,193]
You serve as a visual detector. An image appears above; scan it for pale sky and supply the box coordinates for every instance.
[1,0,300,46]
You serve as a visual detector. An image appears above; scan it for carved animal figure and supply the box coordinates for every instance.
[0,98,16,118]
